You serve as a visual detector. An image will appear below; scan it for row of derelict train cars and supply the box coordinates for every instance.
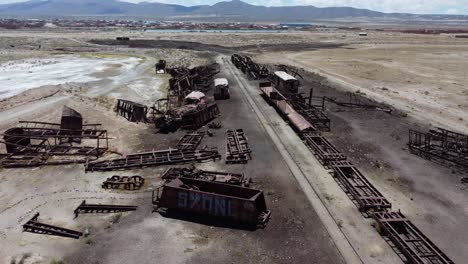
[0,53,464,263]
[230,54,458,264]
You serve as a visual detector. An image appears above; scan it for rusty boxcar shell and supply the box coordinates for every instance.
[61,106,83,131]
[156,177,270,226]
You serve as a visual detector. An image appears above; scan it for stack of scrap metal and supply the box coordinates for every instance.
[166,63,219,101]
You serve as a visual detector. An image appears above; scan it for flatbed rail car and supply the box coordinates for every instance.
[373,211,454,264]
[330,160,391,212]
[161,167,250,186]
[303,132,346,165]
[85,148,221,172]
[153,177,271,227]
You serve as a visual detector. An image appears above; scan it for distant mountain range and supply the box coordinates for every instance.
[0,0,466,21]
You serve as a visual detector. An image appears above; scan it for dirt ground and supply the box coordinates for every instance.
[0,28,467,264]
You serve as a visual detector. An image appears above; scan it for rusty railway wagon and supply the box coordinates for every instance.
[180,104,220,130]
[153,177,271,227]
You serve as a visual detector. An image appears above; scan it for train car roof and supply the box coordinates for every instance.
[274,71,297,81]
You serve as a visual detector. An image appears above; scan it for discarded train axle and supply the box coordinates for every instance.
[102,175,145,190]
[226,129,252,164]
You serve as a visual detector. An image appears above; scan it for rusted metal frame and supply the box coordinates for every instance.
[330,160,392,212]
[175,131,205,151]
[303,132,346,165]
[297,108,331,131]
[19,121,102,131]
[2,131,108,157]
[225,129,251,164]
[115,99,149,123]
[373,211,454,264]
[102,175,145,190]
[85,148,221,172]
[429,127,468,155]
[161,167,250,186]
[23,213,83,239]
[74,200,138,218]
[409,129,468,170]
[153,177,271,227]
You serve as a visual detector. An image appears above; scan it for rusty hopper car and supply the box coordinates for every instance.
[153,177,271,227]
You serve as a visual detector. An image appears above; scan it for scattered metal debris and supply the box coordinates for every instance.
[23,213,83,239]
[85,148,221,172]
[325,93,392,113]
[226,129,251,164]
[175,131,205,150]
[102,175,145,190]
[115,99,149,123]
[153,177,270,227]
[409,127,468,170]
[373,211,454,264]
[74,200,138,218]
[166,63,219,101]
[161,167,250,186]
[208,122,222,129]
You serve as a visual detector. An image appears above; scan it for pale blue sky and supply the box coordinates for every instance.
[0,0,467,15]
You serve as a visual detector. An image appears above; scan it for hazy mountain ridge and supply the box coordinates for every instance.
[0,0,466,20]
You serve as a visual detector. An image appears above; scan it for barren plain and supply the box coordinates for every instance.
[0,28,466,264]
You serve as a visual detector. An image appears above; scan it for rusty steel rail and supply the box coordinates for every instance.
[23,213,83,239]
[303,132,346,165]
[330,160,392,212]
[153,177,271,227]
[74,200,138,217]
[409,129,468,170]
[373,211,454,264]
[226,129,251,164]
[85,148,221,172]
[162,167,250,186]
[102,175,145,190]
[175,131,205,150]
